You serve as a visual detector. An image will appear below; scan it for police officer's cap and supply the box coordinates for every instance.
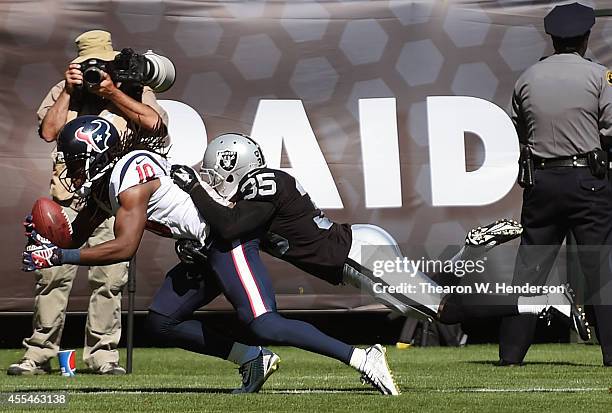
[544,2,595,38]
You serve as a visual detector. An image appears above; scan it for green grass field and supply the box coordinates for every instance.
[0,344,610,412]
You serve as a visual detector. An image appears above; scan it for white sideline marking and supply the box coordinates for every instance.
[435,387,607,393]
[269,388,609,394]
[45,387,609,395]
[6,387,608,396]
[63,390,364,395]
[267,390,366,394]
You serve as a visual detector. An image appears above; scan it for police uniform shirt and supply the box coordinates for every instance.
[510,53,612,158]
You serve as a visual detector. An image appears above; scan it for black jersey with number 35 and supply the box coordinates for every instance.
[236,167,352,282]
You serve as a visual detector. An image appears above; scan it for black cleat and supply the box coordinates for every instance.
[544,284,591,342]
[495,359,523,367]
[232,349,280,394]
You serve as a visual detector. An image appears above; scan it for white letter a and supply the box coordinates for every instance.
[251,100,343,209]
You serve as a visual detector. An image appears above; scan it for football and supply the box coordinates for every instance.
[30,197,73,248]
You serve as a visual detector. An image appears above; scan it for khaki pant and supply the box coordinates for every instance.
[23,206,128,370]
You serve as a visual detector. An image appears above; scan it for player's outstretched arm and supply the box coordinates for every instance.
[75,182,152,265]
[171,165,275,240]
[23,181,155,271]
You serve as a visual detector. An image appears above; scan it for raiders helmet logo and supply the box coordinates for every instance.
[216,150,238,172]
[75,119,113,153]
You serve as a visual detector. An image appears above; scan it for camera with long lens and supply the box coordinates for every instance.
[80,59,110,88]
[80,48,176,93]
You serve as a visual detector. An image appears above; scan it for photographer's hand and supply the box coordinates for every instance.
[93,73,164,132]
[90,70,118,99]
[64,63,82,95]
[38,63,81,142]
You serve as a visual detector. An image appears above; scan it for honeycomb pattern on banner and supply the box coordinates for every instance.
[1,0,611,310]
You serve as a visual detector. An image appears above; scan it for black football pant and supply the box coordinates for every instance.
[499,168,612,364]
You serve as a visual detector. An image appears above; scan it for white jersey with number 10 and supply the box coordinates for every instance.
[108,150,210,244]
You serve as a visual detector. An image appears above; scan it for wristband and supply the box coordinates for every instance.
[60,249,81,265]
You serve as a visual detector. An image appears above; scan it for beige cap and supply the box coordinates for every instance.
[71,30,119,63]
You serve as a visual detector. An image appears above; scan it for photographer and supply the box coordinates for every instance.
[499,4,612,366]
[8,30,168,375]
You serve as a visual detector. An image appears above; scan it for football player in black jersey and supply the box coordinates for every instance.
[171,133,589,340]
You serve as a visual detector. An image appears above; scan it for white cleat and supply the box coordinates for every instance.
[359,344,400,396]
[232,348,280,394]
[466,219,522,249]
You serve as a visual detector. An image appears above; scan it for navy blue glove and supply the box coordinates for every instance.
[23,214,35,237]
[22,230,63,271]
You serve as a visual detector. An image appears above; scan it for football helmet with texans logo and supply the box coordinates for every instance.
[57,115,120,196]
[200,133,266,199]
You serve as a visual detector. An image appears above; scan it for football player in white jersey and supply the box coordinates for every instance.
[22,115,401,395]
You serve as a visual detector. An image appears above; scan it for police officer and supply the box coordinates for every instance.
[499,2,612,366]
